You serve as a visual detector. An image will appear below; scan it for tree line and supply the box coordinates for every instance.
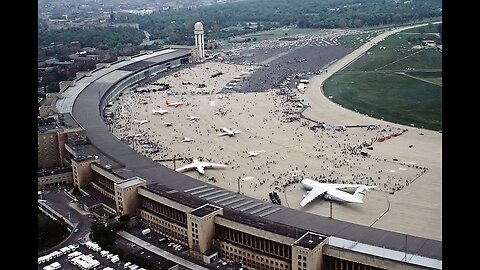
[38,0,441,51]
[38,26,145,50]
[127,0,442,44]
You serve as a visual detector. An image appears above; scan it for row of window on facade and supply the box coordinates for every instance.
[39,175,70,182]
[141,211,188,243]
[220,249,288,270]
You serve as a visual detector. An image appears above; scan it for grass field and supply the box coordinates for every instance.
[406,71,442,85]
[324,25,442,131]
[323,73,442,130]
[38,211,69,252]
[345,33,441,71]
[401,23,441,34]
[242,28,321,41]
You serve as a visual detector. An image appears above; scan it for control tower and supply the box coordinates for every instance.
[194,22,205,62]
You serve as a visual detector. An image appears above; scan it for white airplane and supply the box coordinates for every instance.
[300,178,376,206]
[186,116,200,121]
[134,119,149,125]
[218,127,241,136]
[163,121,173,127]
[166,100,184,107]
[152,107,169,115]
[247,150,265,157]
[176,158,228,174]
[182,137,195,142]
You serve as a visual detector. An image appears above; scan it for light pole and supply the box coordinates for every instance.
[237,177,241,194]
[329,201,333,219]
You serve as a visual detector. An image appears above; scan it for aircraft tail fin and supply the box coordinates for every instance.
[353,185,376,202]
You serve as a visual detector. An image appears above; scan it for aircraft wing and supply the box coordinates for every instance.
[196,165,205,174]
[326,188,364,203]
[326,184,367,190]
[199,162,228,170]
[175,163,197,173]
[218,133,228,136]
[300,186,328,207]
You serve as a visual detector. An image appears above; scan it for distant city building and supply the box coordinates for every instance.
[194,22,205,62]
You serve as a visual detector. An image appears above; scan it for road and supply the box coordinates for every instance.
[38,188,93,256]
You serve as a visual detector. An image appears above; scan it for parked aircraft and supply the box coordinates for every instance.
[186,116,200,121]
[176,159,228,174]
[247,150,265,157]
[182,137,195,142]
[163,121,173,127]
[218,127,241,136]
[166,100,184,107]
[152,107,169,115]
[300,178,376,206]
[134,119,149,125]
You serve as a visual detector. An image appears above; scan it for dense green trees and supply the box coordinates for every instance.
[39,0,441,50]
[38,211,69,252]
[38,27,145,49]
[125,0,441,45]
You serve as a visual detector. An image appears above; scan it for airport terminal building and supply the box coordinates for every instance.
[38,48,442,270]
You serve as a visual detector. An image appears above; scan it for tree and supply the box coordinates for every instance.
[47,82,60,93]
[118,214,130,222]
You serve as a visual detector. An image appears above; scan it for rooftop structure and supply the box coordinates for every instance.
[295,232,328,250]
[190,204,222,218]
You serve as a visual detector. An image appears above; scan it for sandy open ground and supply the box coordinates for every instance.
[109,26,441,241]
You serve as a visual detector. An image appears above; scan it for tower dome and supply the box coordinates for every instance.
[194,22,204,33]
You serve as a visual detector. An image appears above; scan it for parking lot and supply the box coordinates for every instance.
[38,241,127,270]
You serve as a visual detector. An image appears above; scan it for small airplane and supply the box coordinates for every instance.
[152,107,169,115]
[163,121,173,127]
[300,178,376,206]
[166,100,184,107]
[176,158,228,174]
[218,127,241,137]
[247,150,265,157]
[134,119,149,125]
[186,116,200,121]
[182,137,195,142]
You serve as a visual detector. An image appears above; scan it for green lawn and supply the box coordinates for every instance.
[402,23,441,34]
[324,73,442,131]
[406,71,442,85]
[323,24,442,131]
[38,211,70,252]
[345,33,441,71]
[242,28,321,41]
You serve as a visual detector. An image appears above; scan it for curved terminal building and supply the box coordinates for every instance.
[38,47,441,270]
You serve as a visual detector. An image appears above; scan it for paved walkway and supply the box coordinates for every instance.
[117,231,209,270]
